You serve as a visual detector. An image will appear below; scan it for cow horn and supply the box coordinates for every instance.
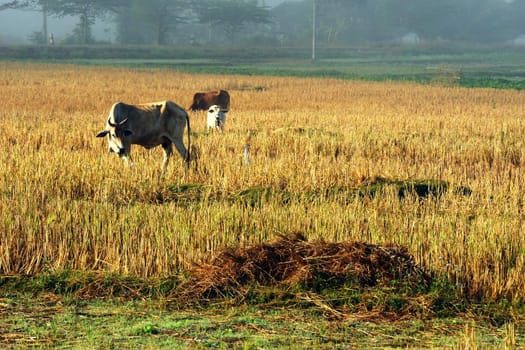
[108,118,128,127]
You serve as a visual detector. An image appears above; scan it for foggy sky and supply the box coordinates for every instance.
[1,0,519,46]
[0,9,112,44]
[0,0,292,44]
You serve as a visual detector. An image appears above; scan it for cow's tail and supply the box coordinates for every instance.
[185,111,191,167]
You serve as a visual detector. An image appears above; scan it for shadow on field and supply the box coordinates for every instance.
[354,176,472,199]
[159,177,471,206]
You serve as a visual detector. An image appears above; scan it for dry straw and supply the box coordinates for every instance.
[0,62,524,302]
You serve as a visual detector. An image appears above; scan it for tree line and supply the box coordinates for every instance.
[2,0,524,46]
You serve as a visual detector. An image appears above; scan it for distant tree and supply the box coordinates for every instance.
[376,0,511,42]
[322,0,367,43]
[310,0,367,60]
[389,0,471,40]
[1,1,50,44]
[504,0,525,39]
[271,1,311,45]
[0,0,22,10]
[48,0,125,44]
[117,0,189,45]
[258,0,525,46]
[460,0,523,42]
[192,0,271,44]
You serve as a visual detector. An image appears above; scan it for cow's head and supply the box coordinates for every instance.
[96,117,132,157]
[207,105,221,115]
[188,92,205,111]
[207,105,226,130]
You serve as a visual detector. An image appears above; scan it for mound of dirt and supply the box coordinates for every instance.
[178,233,431,300]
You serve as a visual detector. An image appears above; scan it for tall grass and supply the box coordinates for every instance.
[0,62,524,302]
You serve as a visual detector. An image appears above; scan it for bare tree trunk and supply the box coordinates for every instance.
[42,1,48,44]
[81,12,88,44]
[156,5,169,45]
[312,0,316,62]
[82,14,87,44]
[79,3,90,45]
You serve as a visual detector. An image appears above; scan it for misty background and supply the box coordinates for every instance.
[0,0,524,47]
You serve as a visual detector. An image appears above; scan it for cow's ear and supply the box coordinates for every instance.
[96,130,109,138]
[123,130,133,137]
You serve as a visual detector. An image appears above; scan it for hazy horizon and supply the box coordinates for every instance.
[0,0,522,46]
[0,9,112,44]
[0,0,292,44]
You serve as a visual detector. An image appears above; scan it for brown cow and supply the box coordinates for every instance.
[188,89,230,112]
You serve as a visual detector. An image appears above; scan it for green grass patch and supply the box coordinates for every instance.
[159,178,471,206]
[3,44,525,89]
[0,271,523,348]
[1,271,180,299]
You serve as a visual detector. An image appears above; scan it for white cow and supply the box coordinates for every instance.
[96,100,190,172]
[207,105,227,132]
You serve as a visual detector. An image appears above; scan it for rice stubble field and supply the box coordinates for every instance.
[0,62,524,347]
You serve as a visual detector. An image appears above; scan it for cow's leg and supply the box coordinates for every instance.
[161,142,172,174]
[172,138,187,162]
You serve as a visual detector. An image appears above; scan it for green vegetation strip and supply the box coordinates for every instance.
[3,293,516,349]
[0,268,523,348]
[161,178,471,206]
[2,45,525,89]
